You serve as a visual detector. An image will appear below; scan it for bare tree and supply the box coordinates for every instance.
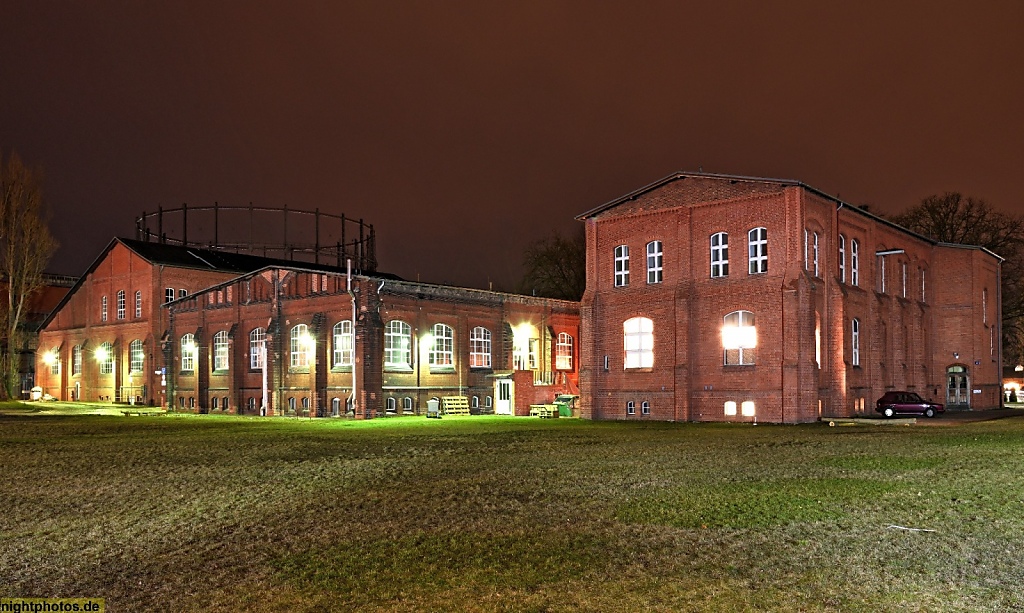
[891,192,1024,364]
[0,150,58,399]
[518,227,586,301]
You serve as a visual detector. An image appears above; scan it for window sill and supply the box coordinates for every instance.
[384,366,414,373]
[289,368,311,374]
[624,367,653,373]
[429,367,456,374]
[469,367,493,373]
[330,366,354,373]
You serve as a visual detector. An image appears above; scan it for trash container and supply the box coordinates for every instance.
[426,398,441,418]
[30,386,42,401]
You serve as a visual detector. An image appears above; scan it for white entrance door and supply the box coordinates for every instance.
[495,379,514,415]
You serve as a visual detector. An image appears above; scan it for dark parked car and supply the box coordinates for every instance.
[875,391,944,418]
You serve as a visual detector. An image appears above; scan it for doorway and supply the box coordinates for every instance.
[946,365,970,409]
[495,379,514,415]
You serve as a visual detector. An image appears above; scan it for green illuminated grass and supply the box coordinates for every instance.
[2,414,1023,611]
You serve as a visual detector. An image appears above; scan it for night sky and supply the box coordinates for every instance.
[2,2,1022,290]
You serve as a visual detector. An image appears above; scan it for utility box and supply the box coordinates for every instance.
[426,398,441,418]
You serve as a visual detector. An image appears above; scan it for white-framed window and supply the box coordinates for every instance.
[556,332,573,370]
[623,316,654,369]
[723,310,756,365]
[165,288,175,304]
[385,320,412,368]
[804,229,808,269]
[333,320,353,367]
[724,401,737,416]
[49,347,60,375]
[815,312,821,369]
[101,296,108,322]
[72,345,82,375]
[250,328,265,369]
[878,256,886,293]
[528,338,539,370]
[290,324,311,368]
[471,396,479,409]
[748,227,767,274]
[470,327,491,368]
[429,323,454,367]
[116,290,126,320]
[741,401,756,417]
[181,334,196,372]
[812,232,819,277]
[626,401,636,415]
[851,318,860,366]
[641,401,650,415]
[710,232,729,278]
[135,291,142,318]
[213,331,229,371]
[179,289,187,299]
[485,396,493,409]
[901,261,907,298]
[98,341,114,374]
[129,339,144,373]
[387,397,397,412]
[646,241,663,284]
[851,240,859,286]
[838,235,846,283]
[403,397,413,412]
[614,245,629,287]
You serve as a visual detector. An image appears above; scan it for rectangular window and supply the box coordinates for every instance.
[528,338,539,370]
[852,319,860,366]
[812,232,819,277]
[165,288,175,304]
[470,327,492,368]
[626,401,635,415]
[724,401,737,416]
[748,227,767,274]
[72,345,82,376]
[921,268,926,302]
[878,256,886,293]
[901,262,907,298]
[624,317,654,369]
[983,289,988,324]
[838,235,846,283]
[135,290,142,318]
[250,328,265,369]
[555,333,573,370]
[179,289,187,298]
[117,290,125,320]
[710,232,728,278]
[741,401,755,417]
[333,321,354,367]
[646,241,662,284]
[641,401,650,415]
[213,332,229,371]
[851,240,859,286]
[614,245,629,287]
[101,296,108,322]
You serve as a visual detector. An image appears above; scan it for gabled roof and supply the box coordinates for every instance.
[577,171,1003,261]
[41,237,383,328]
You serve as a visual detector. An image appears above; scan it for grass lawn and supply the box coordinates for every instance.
[2,411,1023,612]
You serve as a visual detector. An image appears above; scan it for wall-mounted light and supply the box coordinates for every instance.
[95,346,110,362]
[42,351,57,366]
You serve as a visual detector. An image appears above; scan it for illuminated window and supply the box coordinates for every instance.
[528,338,539,370]
[134,291,142,318]
[213,331,229,371]
[901,261,907,298]
[725,401,737,415]
[250,328,265,369]
[812,232,819,277]
[116,290,126,320]
[814,312,821,369]
[470,327,491,368]
[623,317,654,369]
[333,320,353,367]
[710,232,728,277]
[614,245,629,287]
[429,323,454,367]
[851,240,859,286]
[49,347,60,375]
[646,241,663,284]
[384,320,412,368]
[129,339,144,373]
[878,255,886,293]
[626,401,635,415]
[983,289,988,324]
[181,334,196,371]
[101,296,108,322]
[72,345,82,376]
[641,401,650,415]
[556,332,573,370]
[165,288,174,304]
[98,341,114,374]
[290,324,310,368]
[851,318,860,366]
[741,401,755,417]
[838,235,846,283]
[723,310,756,365]
[748,227,767,274]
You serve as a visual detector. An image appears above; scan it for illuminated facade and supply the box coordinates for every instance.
[578,172,1003,423]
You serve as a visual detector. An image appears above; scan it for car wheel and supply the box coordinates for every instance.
[883,407,895,418]
[924,407,935,418]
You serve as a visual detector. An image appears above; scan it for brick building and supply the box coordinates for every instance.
[35,239,580,414]
[577,172,1002,423]
[1,272,76,396]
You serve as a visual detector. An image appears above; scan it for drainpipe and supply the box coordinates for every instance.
[347,259,358,416]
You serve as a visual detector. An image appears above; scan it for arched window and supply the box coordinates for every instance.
[98,341,114,374]
[333,320,353,367]
[213,331,229,371]
[288,397,297,412]
[129,339,144,373]
[248,397,256,411]
[646,241,663,283]
[249,328,265,369]
[332,397,341,416]
[626,401,636,415]
[748,227,767,274]
[386,397,397,412]
[470,327,491,368]
[290,324,310,368]
[623,317,654,369]
[710,232,728,277]
[135,290,142,318]
[556,332,573,370]
[180,334,196,371]
[384,320,411,368]
[222,397,229,411]
[641,401,650,415]
[485,395,493,408]
[403,397,413,412]
[116,290,126,320]
[852,318,860,366]
[429,323,454,367]
[722,310,756,365]
[614,245,629,287]
[72,345,82,376]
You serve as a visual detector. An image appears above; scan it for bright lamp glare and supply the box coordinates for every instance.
[95,347,109,362]
[721,325,757,349]
[43,351,56,365]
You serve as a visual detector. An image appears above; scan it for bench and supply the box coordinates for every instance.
[120,410,146,416]
[529,404,559,419]
[441,396,470,415]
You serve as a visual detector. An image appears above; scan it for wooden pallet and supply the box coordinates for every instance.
[529,404,559,418]
[441,396,470,415]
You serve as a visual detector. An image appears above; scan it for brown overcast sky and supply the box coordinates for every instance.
[2,1,1022,290]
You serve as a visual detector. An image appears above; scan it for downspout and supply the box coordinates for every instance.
[347,259,358,415]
